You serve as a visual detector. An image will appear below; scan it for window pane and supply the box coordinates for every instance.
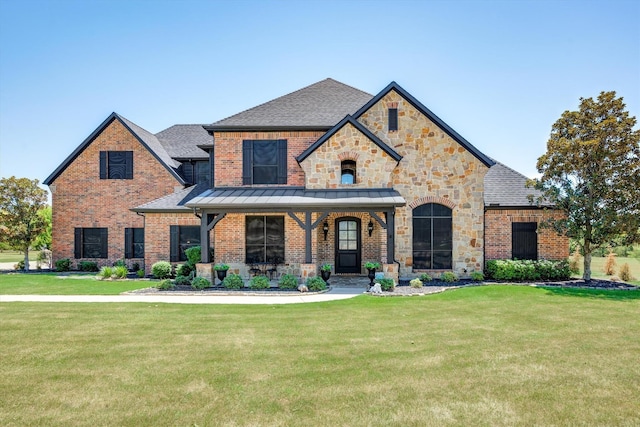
[413,204,432,217]
[83,228,105,258]
[266,217,284,244]
[413,251,431,269]
[133,228,144,258]
[413,218,432,250]
[433,218,452,250]
[108,152,127,179]
[253,141,277,165]
[433,204,451,217]
[253,166,278,184]
[246,217,265,245]
[432,251,452,269]
[246,246,264,264]
[195,161,210,186]
[341,171,354,184]
[178,226,200,262]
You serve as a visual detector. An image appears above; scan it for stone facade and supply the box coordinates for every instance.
[49,118,182,270]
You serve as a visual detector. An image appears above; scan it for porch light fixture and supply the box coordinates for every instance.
[368,220,374,237]
[323,221,329,240]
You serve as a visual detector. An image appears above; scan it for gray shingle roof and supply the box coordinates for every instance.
[207,78,373,130]
[132,183,209,212]
[155,124,211,159]
[118,116,180,169]
[484,161,550,207]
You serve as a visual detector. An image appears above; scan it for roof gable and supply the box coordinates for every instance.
[353,82,495,168]
[206,78,373,131]
[44,113,185,186]
[296,115,402,163]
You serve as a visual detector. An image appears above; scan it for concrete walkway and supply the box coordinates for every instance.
[0,286,365,305]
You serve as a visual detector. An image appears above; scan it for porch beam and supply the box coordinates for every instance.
[368,211,387,229]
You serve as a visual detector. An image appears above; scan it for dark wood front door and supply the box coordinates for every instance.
[335,218,361,273]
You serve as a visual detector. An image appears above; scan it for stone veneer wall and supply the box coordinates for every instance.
[357,90,490,276]
[48,119,182,270]
[484,209,569,261]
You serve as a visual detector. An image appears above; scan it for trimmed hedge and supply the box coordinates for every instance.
[485,259,571,281]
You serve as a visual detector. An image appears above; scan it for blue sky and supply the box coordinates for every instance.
[1,0,638,196]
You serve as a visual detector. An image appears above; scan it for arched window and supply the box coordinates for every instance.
[341,160,356,184]
[412,203,452,269]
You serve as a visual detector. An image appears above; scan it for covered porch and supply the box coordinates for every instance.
[185,187,406,283]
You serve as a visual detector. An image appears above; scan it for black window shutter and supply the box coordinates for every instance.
[124,228,132,259]
[74,228,82,258]
[99,152,107,179]
[170,225,179,262]
[125,151,133,179]
[389,108,398,131]
[242,140,252,185]
[100,228,108,258]
[277,140,287,184]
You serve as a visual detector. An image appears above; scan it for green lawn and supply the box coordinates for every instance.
[575,255,640,285]
[1,286,639,426]
[0,250,37,263]
[0,273,149,294]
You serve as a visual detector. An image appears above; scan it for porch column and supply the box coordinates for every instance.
[199,211,227,263]
[386,209,395,262]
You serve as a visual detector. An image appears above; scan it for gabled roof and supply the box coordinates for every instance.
[352,82,495,168]
[156,124,211,159]
[484,161,550,207]
[44,113,186,185]
[296,115,402,163]
[205,78,373,131]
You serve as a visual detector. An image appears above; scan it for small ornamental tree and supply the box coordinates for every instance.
[529,91,640,281]
[0,177,48,271]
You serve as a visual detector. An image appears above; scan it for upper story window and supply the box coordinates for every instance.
[388,108,398,132]
[341,160,356,184]
[242,140,287,185]
[181,161,210,186]
[100,151,133,179]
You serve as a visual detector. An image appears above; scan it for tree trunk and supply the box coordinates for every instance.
[583,250,591,282]
[23,248,29,272]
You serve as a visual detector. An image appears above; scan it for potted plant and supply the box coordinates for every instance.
[214,263,230,282]
[364,262,381,286]
[320,263,332,283]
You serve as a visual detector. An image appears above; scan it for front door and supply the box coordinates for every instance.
[335,217,361,273]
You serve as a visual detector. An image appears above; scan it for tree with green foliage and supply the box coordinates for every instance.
[529,91,640,281]
[0,177,49,271]
[33,205,52,250]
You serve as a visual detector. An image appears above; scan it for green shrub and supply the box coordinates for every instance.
[278,274,298,290]
[364,262,381,270]
[222,273,244,290]
[175,275,191,286]
[113,259,126,268]
[306,276,327,292]
[191,276,210,290]
[376,278,395,292]
[419,273,432,282]
[440,272,458,283]
[55,258,71,272]
[98,266,114,280]
[184,246,201,266]
[470,271,484,281]
[113,265,128,279]
[214,263,230,271]
[410,278,423,288]
[250,275,270,290]
[485,259,571,281]
[175,263,193,278]
[152,261,172,279]
[14,260,25,270]
[136,270,145,278]
[131,262,140,272]
[157,279,175,290]
[78,261,98,272]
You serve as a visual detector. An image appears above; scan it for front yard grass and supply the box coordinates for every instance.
[575,255,640,286]
[0,273,148,295]
[1,285,639,426]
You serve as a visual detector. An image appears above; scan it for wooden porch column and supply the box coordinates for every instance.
[386,209,395,262]
[199,211,226,263]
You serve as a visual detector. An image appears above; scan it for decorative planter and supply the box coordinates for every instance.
[367,268,376,286]
[320,269,331,284]
[216,269,228,282]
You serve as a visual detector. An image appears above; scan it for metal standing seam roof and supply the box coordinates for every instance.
[184,187,406,211]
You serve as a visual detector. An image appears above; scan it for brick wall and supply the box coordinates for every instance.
[49,118,182,270]
[484,208,569,261]
[213,131,324,186]
[144,212,200,270]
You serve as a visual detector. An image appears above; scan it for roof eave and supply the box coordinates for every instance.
[203,125,332,133]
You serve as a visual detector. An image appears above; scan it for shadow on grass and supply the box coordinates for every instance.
[541,286,640,301]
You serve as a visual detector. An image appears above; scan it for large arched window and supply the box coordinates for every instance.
[413,203,452,269]
[341,160,356,184]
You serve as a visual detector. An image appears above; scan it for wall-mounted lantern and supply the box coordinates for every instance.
[368,220,374,237]
[323,221,329,240]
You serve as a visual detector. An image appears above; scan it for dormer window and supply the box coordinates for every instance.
[341,160,356,184]
[388,108,398,132]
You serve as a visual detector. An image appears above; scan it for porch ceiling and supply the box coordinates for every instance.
[185,187,405,212]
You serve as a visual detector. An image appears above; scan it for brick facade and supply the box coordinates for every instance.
[484,208,569,261]
[49,118,182,270]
